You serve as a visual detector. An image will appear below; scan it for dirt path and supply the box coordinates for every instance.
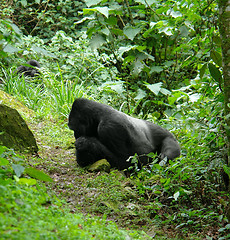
[27,120,171,239]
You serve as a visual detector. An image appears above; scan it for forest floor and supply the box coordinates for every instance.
[26,118,181,240]
[20,108,220,240]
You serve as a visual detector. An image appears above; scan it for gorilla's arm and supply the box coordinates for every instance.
[75,136,122,168]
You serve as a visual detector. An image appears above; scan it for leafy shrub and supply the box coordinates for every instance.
[2,0,86,39]
[79,0,221,115]
[0,19,22,65]
[0,145,53,182]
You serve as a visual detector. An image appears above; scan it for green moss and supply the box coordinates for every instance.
[0,90,34,118]
[0,104,38,153]
[88,159,111,173]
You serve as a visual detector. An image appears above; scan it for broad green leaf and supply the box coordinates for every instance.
[106,16,117,25]
[154,190,162,195]
[124,55,136,65]
[225,224,230,229]
[8,22,22,35]
[146,82,163,95]
[223,165,230,177]
[25,167,53,182]
[167,10,182,18]
[150,20,165,29]
[213,36,222,46]
[132,60,144,76]
[159,27,173,36]
[83,8,97,15]
[189,93,201,102]
[32,46,56,58]
[199,63,207,78]
[143,52,155,61]
[150,22,158,28]
[163,61,174,67]
[135,0,156,6]
[160,88,171,95]
[83,7,109,18]
[123,26,141,40]
[101,81,124,94]
[210,50,222,67]
[182,189,192,195]
[0,157,9,166]
[12,164,25,178]
[168,96,177,105]
[3,44,20,53]
[218,227,226,233]
[160,178,166,184]
[150,21,174,35]
[95,7,109,18]
[21,0,27,7]
[18,178,37,185]
[208,63,222,83]
[179,25,189,37]
[164,178,171,186]
[84,0,103,7]
[143,27,154,38]
[90,34,106,50]
[117,46,133,58]
[101,28,110,36]
[150,66,163,73]
[135,89,146,100]
[136,45,147,52]
[146,153,155,160]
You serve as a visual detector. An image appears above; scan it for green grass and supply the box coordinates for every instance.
[0,180,150,240]
[1,69,87,120]
[0,147,150,240]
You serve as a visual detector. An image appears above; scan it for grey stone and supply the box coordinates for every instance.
[0,104,38,153]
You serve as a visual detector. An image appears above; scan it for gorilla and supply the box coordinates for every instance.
[15,60,41,77]
[68,98,180,170]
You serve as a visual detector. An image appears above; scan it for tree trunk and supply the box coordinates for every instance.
[218,0,230,165]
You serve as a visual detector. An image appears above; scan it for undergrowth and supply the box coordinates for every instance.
[0,24,229,239]
[0,146,150,240]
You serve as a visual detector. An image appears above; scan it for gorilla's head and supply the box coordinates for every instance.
[68,99,98,138]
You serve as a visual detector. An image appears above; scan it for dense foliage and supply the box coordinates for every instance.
[0,147,148,240]
[79,0,222,115]
[0,0,229,239]
[1,0,86,39]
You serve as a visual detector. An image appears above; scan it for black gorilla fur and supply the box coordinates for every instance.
[68,98,180,170]
[15,60,41,77]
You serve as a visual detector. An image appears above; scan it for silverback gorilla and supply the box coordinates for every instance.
[15,60,41,77]
[68,98,180,170]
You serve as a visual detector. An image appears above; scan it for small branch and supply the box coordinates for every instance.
[144,0,160,18]
[124,0,134,25]
[30,0,50,35]
[117,15,125,28]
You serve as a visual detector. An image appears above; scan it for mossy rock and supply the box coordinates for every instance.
[88,159,111,173]
[0,90,35,118]
[0,104,38,153]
